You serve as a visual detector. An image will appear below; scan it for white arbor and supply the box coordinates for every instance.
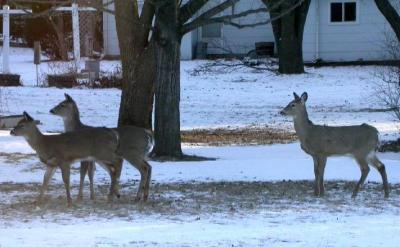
[0,3,96,74]
[0,5,31,74]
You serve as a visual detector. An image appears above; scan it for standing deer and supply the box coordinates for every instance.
[10,112,122,207]
[50,93,119,201]
[280,92,389,198]
[50,94,153,202]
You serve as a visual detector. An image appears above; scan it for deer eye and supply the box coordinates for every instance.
[291,103,295,107]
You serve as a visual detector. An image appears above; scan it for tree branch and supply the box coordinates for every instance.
[374,0,400,41]
[181,0,240,34]
[181,0,303,34]
[179,0,209,24]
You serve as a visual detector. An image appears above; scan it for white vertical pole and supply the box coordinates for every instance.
[2,5,10,74]
[72,3,80,69]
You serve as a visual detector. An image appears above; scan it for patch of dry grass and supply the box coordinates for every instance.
[181,126,296,146]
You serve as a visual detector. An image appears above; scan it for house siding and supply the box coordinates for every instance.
[102,0,192,59]
[315,0,393,62]
[103,0,399,62]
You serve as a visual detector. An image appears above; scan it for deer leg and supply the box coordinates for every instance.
[352,158,370,198]
[108,161,122,201]
[112,158,124,199]
[60,164,72,207]
[318,157,327,196]
[77,161,89,201]
[87,161,96,200]
[369,155,390,198]
[312,156,320,196]
[38,166,56,203]
[143,161,152,202]
[124,154,151,202]
[96,162,117,201]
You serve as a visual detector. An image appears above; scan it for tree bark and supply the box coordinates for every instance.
[264,0,311,74]
[374,0,400,42]
[114,0,155,129]
[48,15,68,60]
[153,0,183,158]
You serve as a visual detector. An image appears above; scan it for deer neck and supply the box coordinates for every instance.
[63,108,83,132]
[24,126,45,151]
[293,107,313,142]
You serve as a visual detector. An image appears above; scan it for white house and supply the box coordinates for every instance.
[103,0,399,62]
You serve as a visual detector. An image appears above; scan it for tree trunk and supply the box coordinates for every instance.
[49,16,68,61]
[153,0,183,158]
[374,0,400,42]
[114,0,155,129]
[117,44,156,129]
[265,0,311,74]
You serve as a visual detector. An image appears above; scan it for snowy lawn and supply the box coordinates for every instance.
[0,47,400,246]
[0,143,400,246]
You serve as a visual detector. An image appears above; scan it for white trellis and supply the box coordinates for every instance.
[0,5,31,74]
[0,4,96,74]
[56,3,96,67]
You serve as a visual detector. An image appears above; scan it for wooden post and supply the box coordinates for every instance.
[0,5,31,74]
[2,5,10,74]
[34,41,41,86]
[72,3,80,67]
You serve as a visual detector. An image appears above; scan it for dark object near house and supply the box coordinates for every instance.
[47,74,77,88]
[0,115,41,129]
[83,60,100,81]
[195,42,208,59]
[0,115,24,129]
[255,42,274,56]
[34,41,41,65]
[0,74,21,86]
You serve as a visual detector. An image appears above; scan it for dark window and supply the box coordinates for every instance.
[330,2,357,23]
[202,23,222,38]
[330,2,343,22]
[344,2,356,21]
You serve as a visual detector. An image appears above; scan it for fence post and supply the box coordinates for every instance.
[72,3,80,68]
[2,5,10,74]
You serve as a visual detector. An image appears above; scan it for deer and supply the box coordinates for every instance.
[49,93,119,201]
[10,112,122,207]
[49,94,154,202]
[280,92,389,198]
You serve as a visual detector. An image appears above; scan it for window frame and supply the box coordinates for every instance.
[328,0,359,25]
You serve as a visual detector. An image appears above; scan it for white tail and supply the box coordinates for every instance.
[281,92,389,198]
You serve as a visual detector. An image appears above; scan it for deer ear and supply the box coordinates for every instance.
[293,92,300,100]
[23,111,34,121]
[64,93,73,102]
[301,92,308,102]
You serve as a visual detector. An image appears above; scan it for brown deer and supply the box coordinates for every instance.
[280,92,389,198]
[50,94,153,202]
[10,112,122,207]
[49,93,119,201]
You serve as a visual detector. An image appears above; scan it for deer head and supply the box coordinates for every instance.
[280,92,308,117]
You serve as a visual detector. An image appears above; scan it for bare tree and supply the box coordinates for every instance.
[262,0,311,74]
[14,0,294,159]
[152,0,273,158]
[374,0,400,42]
[373,32,400,121]
[373,0,400,121]
[114,0,156,130]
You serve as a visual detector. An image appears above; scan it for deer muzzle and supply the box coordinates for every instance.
[10,129,16,136]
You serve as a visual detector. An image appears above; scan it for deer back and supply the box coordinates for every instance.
[35,127,120,166]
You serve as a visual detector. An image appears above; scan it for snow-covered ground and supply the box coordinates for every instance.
[1,47,400,246]
[2,48,400,137]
